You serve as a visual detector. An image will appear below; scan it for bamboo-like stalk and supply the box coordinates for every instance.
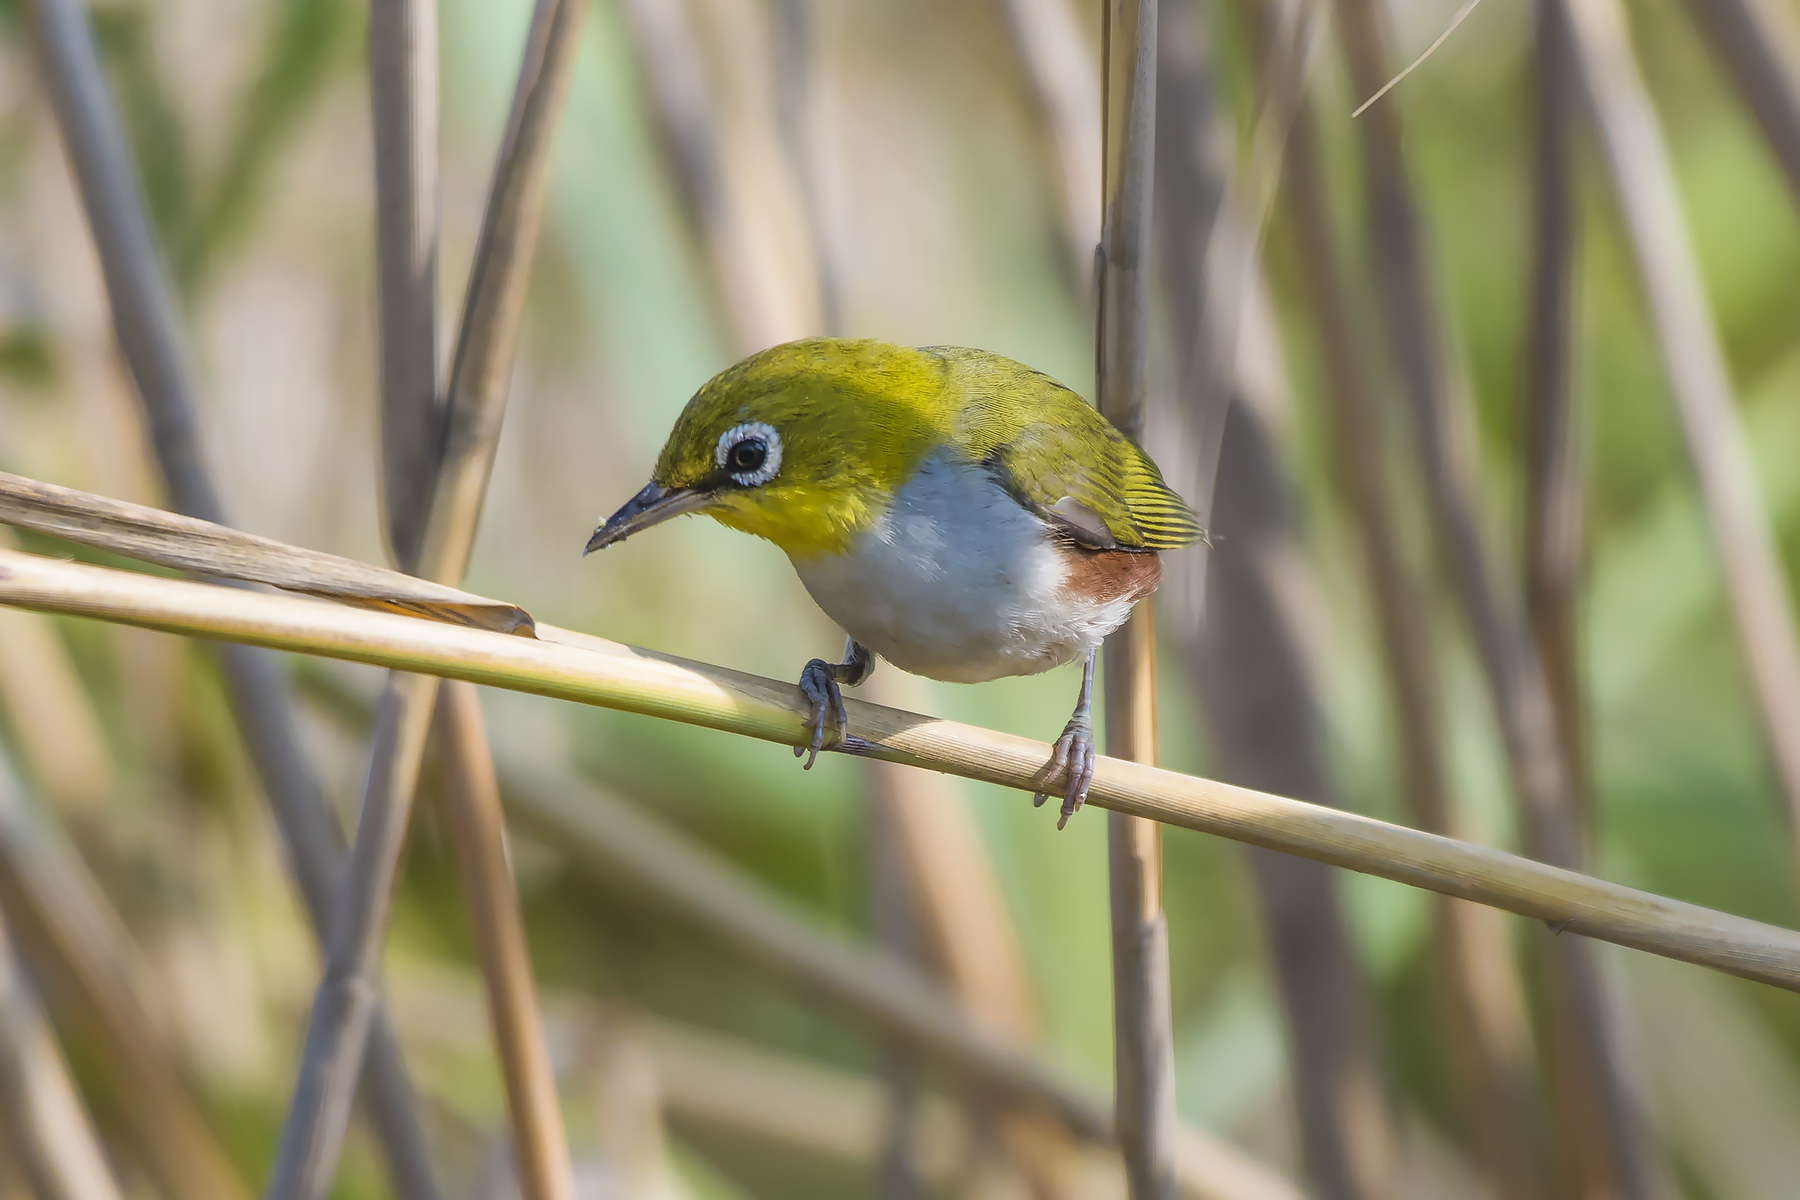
[10,553,1800,991]
[371,0,444,576]
[1097,4,1178,1197]
[371,0,572,1193]
[431,684,573,1200]
[268,2,588,1195]
[0,744,248,1200]
[1564,0,1800,876]
[1682,0,1800,211]
[1278,98,1547,1200]
[1334,0,1661,1193]
[0,911,125,1200]
[21,2,445,1196]
[1155,10,1397,1197]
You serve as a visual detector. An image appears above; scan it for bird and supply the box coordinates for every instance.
[584,337,1203,826]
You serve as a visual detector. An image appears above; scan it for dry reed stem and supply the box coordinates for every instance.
[1098,3,1178,1196]
[0,911,125,1200]
[22,2,445,1195]
[371,0,444,575]
[267,0,588,1192]
[1157,11,1396,1195]
[1524,0,1586,825]
[1278,96,1546,1200]
[0,745,249,1200]
[432,685,573,1200]
[1565,0,1800,882]
[1332,0,1659,1191]
[1683,0,1800,212]
[8,549,1800,985]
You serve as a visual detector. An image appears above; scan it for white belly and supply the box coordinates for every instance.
[791,455,1139,683]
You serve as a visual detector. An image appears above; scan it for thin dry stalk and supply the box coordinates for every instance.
[1525,0,1587,835]
[13,545,1800,992]
[1333,0,1660,1192]
[21,2,443,1195]
[1156,11,1397,1197]
[371,0,572,1192]
[997,0,1106,290]
[1564,0,1800,876]
[432,684,573,1200]
[267,1,589,1194]
[371,0,444,575]
[1682,0,1800,211]
[0,912,125,1200]
[1097,3,1178,1196]
[1279,97,1546,1200]
[0,747,247,1200]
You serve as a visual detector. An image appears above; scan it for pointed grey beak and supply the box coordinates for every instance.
[584,481,711,554]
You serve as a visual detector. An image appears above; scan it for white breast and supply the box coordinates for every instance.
[791,454,1140,683]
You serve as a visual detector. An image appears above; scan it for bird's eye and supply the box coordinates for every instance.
[715,421,782,486]
[728,438,766,474]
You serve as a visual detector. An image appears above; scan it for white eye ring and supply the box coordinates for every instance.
[716,422,782,486]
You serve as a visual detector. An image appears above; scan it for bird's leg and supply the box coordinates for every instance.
[1035,650,1097,829]
[796,637,875,769]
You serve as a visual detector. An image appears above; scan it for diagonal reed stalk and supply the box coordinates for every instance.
[20,2,444,1196]
[371,0,572,1195]
[1278,95,1547,1200]
[0,907,124,1200]
[1682,0,1800,212]
[268,2,588,1196]
[7,545,1800,986]
[1564,0,1800,885]
[1334,0,1662,1192]
[1097,4,1179,1198]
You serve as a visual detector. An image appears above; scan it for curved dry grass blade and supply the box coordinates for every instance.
[1097,3,1179,1196]
[1278,94,1548,1200]
[268,2,590,1196]
[1565,0,1800,883]
[0,472,533,634]
[8,550,1800,991]
[0,745,248,1200]
[0,913,125,1200]
[21,3,447,1196]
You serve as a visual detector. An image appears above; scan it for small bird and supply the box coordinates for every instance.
[586,338,1202,825]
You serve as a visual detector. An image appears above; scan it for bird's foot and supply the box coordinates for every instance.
[795,657,850,770]
[1034,713,1096,830]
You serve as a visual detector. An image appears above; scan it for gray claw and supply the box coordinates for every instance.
[1037,716,1095,830]
[797,658,840,769]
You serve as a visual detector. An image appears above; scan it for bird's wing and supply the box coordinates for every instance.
[986,418,1205,551]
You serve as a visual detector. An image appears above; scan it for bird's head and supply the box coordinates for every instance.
[586,338,947,561]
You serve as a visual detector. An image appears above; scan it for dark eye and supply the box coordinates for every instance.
[727,438,767,475]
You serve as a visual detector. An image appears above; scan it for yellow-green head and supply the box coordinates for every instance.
[586,337,1202,562]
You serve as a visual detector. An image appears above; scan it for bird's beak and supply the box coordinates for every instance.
[584,481,711,554]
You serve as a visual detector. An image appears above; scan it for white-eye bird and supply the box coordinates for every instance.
[585,338,1203,825]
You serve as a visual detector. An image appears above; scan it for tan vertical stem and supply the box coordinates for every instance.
[1098,15,1174,1192]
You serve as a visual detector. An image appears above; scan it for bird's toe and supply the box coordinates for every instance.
[796,658,840,770]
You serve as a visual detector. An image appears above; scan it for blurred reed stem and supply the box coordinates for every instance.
[1564,0,1800,888]
[1155,8,1397,1196]
[1525,0,1586,826]
[1277,92,1547,1200]
[0,909,125,1200]
[20,2,444,1196]
[1097,4,1179,1199]
[1683,0,1800,212]
[0,743,248,1200]
[269,1,588,1196]
[1333,0,1662,1192]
